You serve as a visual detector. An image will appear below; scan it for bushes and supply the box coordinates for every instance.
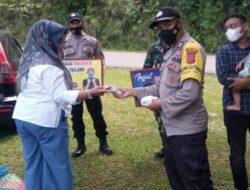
[0,0,249,53]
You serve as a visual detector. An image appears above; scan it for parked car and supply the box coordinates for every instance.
[0,30,22,132]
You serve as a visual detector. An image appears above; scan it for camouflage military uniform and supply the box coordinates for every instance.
[143,40,169,158]
[143,40,169,69]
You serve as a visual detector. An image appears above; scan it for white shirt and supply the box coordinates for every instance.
[13,65,79,128]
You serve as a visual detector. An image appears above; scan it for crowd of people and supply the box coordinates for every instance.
[11,5,250,190]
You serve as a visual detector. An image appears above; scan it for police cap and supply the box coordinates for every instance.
[149,6,182,29]
[67,12,83,23]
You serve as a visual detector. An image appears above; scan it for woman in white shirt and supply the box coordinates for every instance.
[13,20,107,190]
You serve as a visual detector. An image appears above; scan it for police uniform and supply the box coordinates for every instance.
[63,31,110,155]
[136,33,213,189]
[143,40,169,158]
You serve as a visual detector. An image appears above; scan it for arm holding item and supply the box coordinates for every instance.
[228,77,250,91]
[76,86,107,102]
[228,54,250,91]
[40,65,108,105]
[113,83,161,111]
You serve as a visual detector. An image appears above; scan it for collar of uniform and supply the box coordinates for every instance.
[82,31,87,36]
[168,32,190,53]
[176,32,190,48]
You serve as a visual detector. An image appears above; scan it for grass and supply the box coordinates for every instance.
[1,68,250,190]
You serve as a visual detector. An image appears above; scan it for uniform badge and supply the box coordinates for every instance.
[166,63,177,70]
[176,50,181,56]
[169,75,176,83]
[63,48,75,56]
[186,48,198,64]
[83,47,93,53]
[83,47,94,57]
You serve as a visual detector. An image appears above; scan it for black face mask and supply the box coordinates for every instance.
[158,27,178,46]
[70,26,83,35]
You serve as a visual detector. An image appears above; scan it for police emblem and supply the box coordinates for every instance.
[169,75,176,82]
[167,63,177,70]
[186,48,198,64]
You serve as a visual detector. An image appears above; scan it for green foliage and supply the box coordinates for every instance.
[0,0,250,52]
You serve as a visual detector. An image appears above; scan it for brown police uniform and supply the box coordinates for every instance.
[63,31,111,155]
[64,32,104,59]
[136,33,213,189]
[137,33,207,136]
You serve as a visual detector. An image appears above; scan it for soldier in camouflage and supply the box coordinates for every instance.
[63,12,112,158]
[143,40,169,158]
[144,40,169,69]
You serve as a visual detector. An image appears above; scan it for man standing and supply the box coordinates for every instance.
[143,40,169,158]
[216,13,250,190]
[113,6,213,189]
[63,12,112,158]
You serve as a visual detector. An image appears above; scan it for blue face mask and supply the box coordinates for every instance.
[88,72,94,78]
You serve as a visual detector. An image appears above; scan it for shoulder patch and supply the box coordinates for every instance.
[186,48,198,64]
[180,42,204,82]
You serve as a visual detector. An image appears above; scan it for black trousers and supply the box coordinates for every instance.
[71,96,108,140]
[224,110,250,190]
[164,130,213,190]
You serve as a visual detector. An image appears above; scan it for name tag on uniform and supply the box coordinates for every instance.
[63,47,75,56]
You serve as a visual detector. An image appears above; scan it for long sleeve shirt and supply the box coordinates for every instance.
[13,65,79,128]
[216,38,250,114]
[136,33,208,137]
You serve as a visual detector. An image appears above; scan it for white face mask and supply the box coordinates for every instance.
[225,27,244,42]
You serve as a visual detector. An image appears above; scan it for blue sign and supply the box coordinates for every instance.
[130,68,160,88]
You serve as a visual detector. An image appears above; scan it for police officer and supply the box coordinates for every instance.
[63,12,112,157]
[143,40,169,158]
[113,6,213,189]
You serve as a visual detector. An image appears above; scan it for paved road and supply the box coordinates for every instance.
[104,51,216,74]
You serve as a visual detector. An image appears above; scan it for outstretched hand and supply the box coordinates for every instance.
[112,88,136,99]
[89,86,109,96]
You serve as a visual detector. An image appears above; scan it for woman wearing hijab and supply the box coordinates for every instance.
[12,20,107,190]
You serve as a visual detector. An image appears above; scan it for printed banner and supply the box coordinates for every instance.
[63,59,103,90]
[130,68,160,88]
[130,68,160,106]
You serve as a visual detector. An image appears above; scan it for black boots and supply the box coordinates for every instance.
[72,137,113,157]
[72,137,86,158]
[99,139,113,155]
